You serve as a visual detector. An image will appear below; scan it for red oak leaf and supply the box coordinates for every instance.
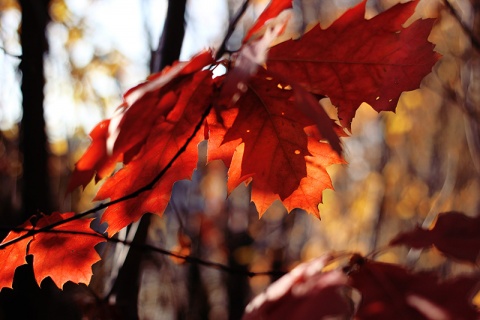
[0,220,33,289]
[95,70,214,234]
[349,258,480,319]
[0,213,104,290]
[111,51,214,160]
[243,255,354,320]
[266,0,440,128]
[243,0,293,42]
[29,212,105,289]
[390,211,480,263]
[68,51,214,193]
[208,69,343,217]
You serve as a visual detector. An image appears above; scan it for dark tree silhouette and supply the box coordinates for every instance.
[18,0,52,221]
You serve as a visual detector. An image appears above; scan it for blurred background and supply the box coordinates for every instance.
[0,0,479,319]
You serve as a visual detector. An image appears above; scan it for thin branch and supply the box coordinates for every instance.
[0,46,22,59]
[1,226,285,278]
[444,0,480,52]
[0,102,214,250]
[215,0,250,60]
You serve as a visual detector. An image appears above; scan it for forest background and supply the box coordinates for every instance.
[0,0,479,319]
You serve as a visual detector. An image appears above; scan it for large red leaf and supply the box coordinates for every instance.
[349,258,480,319]
[208,69,343,217]
[95,70,214,234]
[267,0,440,128]
[0,220,32,289]
[243,255,354,320]
[390,211,480,263]
[68,51,214,193]
[111,51,213,160]
[29,212,105,289]
[0,213,104,290]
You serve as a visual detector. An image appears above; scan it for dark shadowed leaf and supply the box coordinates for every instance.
[349,258,480,319]
[243,255,354,320]
[390,211,480,263]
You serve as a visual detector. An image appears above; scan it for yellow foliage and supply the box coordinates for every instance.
[49,0,69,23]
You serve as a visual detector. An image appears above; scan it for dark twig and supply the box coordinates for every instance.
[1,227,285,278]
[215,0,251,60]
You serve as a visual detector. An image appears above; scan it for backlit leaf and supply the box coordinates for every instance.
[267,0,440,128]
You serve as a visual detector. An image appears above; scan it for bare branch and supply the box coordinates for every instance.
[1,226,286,278]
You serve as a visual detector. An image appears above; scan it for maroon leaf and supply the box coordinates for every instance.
[349,258,480,319]
[243,255,354,320]
[390,211,480,263]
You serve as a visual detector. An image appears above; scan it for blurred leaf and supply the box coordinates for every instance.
[390,211,480,263]
[243,254,354,320]
[349,258,480,319]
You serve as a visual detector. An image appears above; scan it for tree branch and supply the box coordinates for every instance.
[1,226,286,278]
[151,0,188,71]
[215,0,250,60]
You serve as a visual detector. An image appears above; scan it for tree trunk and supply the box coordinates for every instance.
[18,0,52,221]
[151,0,188,71]
[0,3,80,319]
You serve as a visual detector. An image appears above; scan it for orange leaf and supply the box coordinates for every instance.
[96,70,214,234]
[0,220,33,289]
[67,51,214,193]
[0,213,104,290]
[209,69,343,217]
[170,230,192,264]
[29,212,105,289]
